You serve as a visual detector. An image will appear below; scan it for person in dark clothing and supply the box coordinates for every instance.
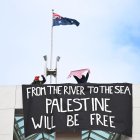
[74,71,89,84]
[31,75,46,85]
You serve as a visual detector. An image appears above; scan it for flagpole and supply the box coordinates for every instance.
[50,9,54,84]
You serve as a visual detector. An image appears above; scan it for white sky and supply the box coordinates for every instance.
[0,0,140,85]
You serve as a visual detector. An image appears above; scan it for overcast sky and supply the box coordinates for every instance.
[0,0,140,85]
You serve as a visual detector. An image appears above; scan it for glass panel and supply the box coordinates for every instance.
[14,116,55,140]
[93,130,110,138]
[81,130,116,140]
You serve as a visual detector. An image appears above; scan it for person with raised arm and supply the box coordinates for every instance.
[31,75,46,85]
[68,68,90,84]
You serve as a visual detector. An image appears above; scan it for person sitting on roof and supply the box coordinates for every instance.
[31,75,46,85]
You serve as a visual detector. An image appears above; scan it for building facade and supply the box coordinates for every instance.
[0,85,140,140]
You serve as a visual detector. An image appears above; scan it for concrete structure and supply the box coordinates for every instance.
[0,85,140,140]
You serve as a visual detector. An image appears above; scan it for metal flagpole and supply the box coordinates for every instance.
[50,9,54,84]
[48,10,80,140]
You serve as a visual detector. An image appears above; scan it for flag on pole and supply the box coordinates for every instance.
[53,13,80,27]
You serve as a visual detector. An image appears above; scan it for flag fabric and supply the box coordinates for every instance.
[68,68,90,79]
[53,13,80,27]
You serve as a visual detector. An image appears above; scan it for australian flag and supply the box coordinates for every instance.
[53,13,80,27]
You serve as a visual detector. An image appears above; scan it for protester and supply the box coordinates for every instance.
[68,68,90,84]
[31,75,46,85]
